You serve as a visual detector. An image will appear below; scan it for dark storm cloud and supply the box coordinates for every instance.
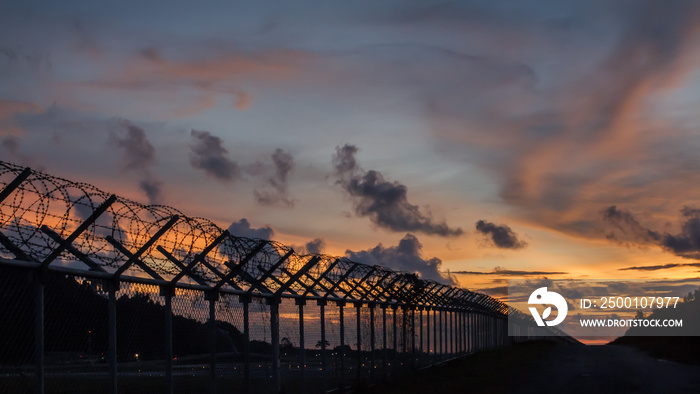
[662,206,700,257]
[333,144,462,237]
[602,206,661,244]
[605,205,700,262]
[112,122,162,204]
[189,130,240,182]
[189,133,295,205]
[293,238,326,255]
[139,178,162,205]
[345,233,455,285]
[475,220,527,249]
[113,123,156,170]
[304,238,325,255]
[254,148,294,207]
[227,218,274,240]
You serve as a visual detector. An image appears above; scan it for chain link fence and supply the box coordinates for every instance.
[0,161,570,394]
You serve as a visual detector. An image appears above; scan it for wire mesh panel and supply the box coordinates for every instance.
[396,307,408,374]
[304,301,329,393]
[416,309,429,369]
[0,266,35,394]
[170,288,212,393]
[114,282,166,392]
[247,297,274,393]
[323,303,341,391]
[215,294,245,389]
[43,275,109,393]
[358,306,373,385]
[407,308,418,369]
[343,304,359,388]
[278,298,301,393]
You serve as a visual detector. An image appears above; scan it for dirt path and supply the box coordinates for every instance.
[364,341,700,393]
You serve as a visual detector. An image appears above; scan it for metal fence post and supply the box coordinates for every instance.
[461,311,465,354]
[410,308,416,370]
[317,299,327,392]
[34,273,44,394]
[381,304,388,381]
[355,302,362,385]
[438,309,443,358]
[391,305,397,377]
[296,298,307,394]
[449,311,455,356]
[269,297,281,393]
[471,313,476,352]
[475,313,479,351]
[481,314,485,351]
[108,281,118,394]
[471,313,476,353]
[455,310,464,354]
[425,308,430,362]
[401,306,407,372]
[432,308,437,362]
[369,303,376,384]
[241,295,251,394]
[418,307,423,362]
[456,310,460,354]
[163,286,174,394]
[477,313,481,351]
[207,292,217,394]
[338,301,345,392]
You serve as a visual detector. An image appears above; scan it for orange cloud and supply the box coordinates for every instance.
[78,47,311,116]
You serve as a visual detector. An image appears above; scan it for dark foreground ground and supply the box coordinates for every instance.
[364,340,700,394]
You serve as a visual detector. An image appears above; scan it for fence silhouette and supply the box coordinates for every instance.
[0,160,565,394]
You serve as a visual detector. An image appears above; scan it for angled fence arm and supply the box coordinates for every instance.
[274,256,320,297]
[156,246,209,287]
[108,239,164,281]
[41,194,117,269]
[248,250,294,294]
[359,271,393,301]
[373,274,403,303]
[229,264,273,295]
[342,266,376,300]
[414,282,441,305]
[280,268,320,296]
[301,259,340,297]
[257,265,298,295]
[40,227,106,272]
[323,263,359,299]
[0,231,37,262]
[423,284,448,307]
[212,241,268,292]
[0,167,31,204]
[109,215,180,279]
[188,254,243,291]
[383,277,412,304]
[169,230,230,285]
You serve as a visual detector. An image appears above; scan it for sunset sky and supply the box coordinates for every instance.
[2,0,700,296]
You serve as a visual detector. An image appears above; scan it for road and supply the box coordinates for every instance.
[365,341,700,393]
[510,344,700,394]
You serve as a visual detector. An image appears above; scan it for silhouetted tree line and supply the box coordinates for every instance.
[0,266,247,364]
[612,289,700,365]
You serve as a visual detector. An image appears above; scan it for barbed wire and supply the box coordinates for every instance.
[0,160,509,314]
